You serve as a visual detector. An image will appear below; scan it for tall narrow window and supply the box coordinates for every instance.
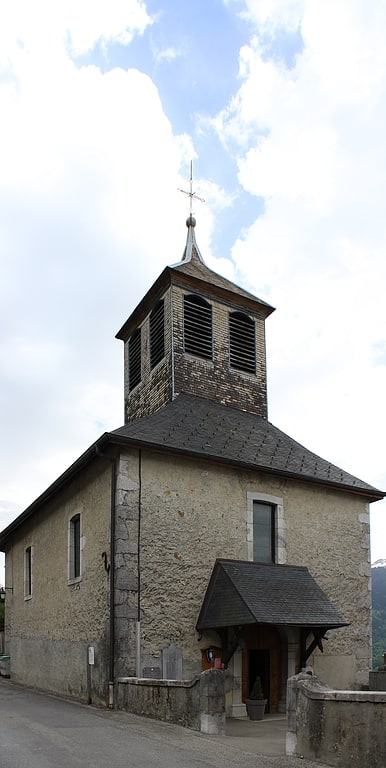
[24,546,32,598]
[229,311,256,374]
[128,327,141,391]
[184,294,212,360]
[69,514,81,580]
[253,502,275,563]
[150,300,165,369]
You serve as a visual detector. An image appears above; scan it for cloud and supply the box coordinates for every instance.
[0,1,223,519]
[216,0,386,559]
[152,45,183,65]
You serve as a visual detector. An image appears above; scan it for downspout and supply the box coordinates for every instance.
[96,445,116,708]
[136,449,142,677]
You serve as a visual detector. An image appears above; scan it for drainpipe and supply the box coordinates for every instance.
[96,445,116,708]
[136,449,142,677]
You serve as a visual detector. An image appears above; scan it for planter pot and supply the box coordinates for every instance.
[246,698,267,721]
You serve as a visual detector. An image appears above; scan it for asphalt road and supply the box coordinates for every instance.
[0,678,324,768]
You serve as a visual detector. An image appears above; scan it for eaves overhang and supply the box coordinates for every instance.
[115,266,275,342]
[0,432,112,550]
[1,421,383,550]
[196,559,350,632]
[107,432,384,502]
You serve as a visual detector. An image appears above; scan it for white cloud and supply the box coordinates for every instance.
[0,1,224,526]
[0,0,152,63]
[217,0,386,560]
[152,45,183,65]
[1,0,385,569]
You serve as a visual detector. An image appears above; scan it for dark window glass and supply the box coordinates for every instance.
[253,503,275,563]
[70,514,81,579]
[128,327,141,391]
[25,546,32,596]
[150,300,165,369]
[184,294,212,360]
[229,312,256,374]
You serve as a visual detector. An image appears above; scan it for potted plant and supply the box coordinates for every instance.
[246,675,267,720]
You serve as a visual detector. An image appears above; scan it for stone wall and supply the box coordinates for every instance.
[172,284,268,418]
[4,458,111,704]
[123,282,269,423]
[286,672,386,767]
[124,288,173,423]
[116,447,371,689]
[115,668,225,733]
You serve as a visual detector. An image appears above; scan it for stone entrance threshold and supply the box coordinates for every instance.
[225,714,287,757]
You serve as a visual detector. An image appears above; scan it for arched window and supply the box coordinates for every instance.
[229,311,256,374]
[128,327,141,391]
[184,294,212,360]
[150,300,165,370]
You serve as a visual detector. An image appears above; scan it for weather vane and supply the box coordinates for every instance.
[178,161,205,216]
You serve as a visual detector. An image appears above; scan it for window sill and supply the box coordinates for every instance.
[68,576,82,586]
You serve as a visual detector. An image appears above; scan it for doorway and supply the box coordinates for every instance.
[248,649,270,705]
[242,624,282,713]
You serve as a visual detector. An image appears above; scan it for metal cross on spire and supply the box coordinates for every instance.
[178,161,205,216]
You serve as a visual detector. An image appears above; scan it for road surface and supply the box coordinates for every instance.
[0,678,324,768]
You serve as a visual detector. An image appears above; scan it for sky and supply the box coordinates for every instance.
[1,0,386,584]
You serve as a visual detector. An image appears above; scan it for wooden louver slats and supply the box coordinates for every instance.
[128,327,141,391]
[184,295,213,360]
[229,312,256,374]
[150,300,165,369]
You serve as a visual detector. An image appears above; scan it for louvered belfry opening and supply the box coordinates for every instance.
[150,299,165,370]
[128,327,141,392]
[229,311,256,374]
[184,294,213,360]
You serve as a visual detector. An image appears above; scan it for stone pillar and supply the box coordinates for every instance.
[229,649,247,717]
[200,668,226,734]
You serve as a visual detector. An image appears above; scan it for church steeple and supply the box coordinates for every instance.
[116,209,275,424]
[174,214,206,267]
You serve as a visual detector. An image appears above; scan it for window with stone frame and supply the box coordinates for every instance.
[150,299,165,369]
[229,311,256,374]
[183,294,213,360]
[246,493,286,565]
[24,545,33,599]
[253,502,275,563]
[68,514,81,581]
[128,326,141,391]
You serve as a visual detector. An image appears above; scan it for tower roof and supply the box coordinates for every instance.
[116,215,274,342]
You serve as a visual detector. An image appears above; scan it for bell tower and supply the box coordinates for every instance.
[116,214,274,424]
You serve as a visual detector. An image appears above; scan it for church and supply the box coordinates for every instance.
[0,211,383,714]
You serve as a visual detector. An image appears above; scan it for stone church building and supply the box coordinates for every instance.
[0,215,383,714]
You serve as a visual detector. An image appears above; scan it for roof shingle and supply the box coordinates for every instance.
[111,393,382,497]
[196,559,349,630]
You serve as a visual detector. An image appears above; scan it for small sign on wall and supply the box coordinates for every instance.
[88,646,95,666]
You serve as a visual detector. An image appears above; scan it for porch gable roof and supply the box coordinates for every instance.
[196,559,349,632]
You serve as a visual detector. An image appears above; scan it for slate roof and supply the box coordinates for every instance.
[196,559,349,630]
[171,220,275,312]
[116,220,274,340]
[111,393,383,498]
[0,393,382,549]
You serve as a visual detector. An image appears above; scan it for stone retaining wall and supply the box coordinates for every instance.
[115,668,225,734]
[286,672,386,767]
